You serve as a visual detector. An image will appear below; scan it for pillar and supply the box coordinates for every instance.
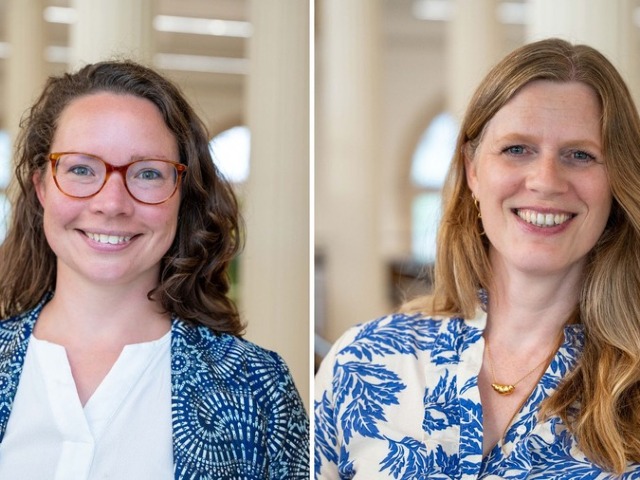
[316,0,388,342]
[527,0,639,106]
[241,0,310,408]
[446,0,503,119]
[69,0,154,69]
[3,0,47,142]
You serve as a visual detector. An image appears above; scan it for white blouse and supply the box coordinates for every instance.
[0,331,174,479]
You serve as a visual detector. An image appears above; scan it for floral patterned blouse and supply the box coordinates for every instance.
[314,308,640,479]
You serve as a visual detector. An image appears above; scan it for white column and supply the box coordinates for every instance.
[3,0,47,141]
[241,0,309,407]
[446,0,503,119]
[527,0,639,105]
[69,0,154,69]
[317,0,387,341]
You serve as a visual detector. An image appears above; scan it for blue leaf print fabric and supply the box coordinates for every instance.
[314,309,640,479]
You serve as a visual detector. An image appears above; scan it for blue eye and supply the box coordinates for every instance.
[69,165,94,176]
[560,149,599,166]
[136,169,163,181]
[503,145,526,155]
[570,150,596,162]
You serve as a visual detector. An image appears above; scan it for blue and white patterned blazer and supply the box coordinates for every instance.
[0,296,309,479]
[314,307,640,479]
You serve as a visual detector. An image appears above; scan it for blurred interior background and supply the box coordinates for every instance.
[3,0,640,404]
[314,0,640,369]
[0,0,310,407]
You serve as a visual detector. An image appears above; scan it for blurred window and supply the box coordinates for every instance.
[410,112,457,262]
[209,125,250,184]
[0,131,11,243]
[208,125,250,302]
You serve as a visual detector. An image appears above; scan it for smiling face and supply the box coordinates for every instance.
[466,80,612,280]
[34,92,180,290]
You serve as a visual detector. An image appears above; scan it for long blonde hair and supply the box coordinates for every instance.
[408,38,640,473]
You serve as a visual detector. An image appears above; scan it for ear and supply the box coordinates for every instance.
[33,170,46,207]
[464,142,479,197]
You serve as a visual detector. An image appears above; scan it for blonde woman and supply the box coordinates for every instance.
[315,38,640,478]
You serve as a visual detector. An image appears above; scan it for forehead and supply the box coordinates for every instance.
[56,92,163,123]
[52,92,178,158]
[483,80,602,140]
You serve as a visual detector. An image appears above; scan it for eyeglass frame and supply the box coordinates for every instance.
[48,152,187,205]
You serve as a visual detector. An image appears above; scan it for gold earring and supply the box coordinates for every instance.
[473,194,481,218]
[472,193,485,236]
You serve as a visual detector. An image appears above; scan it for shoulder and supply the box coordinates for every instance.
[172,319,291,374]
[315,310,485,404]
[171,319,303,405]
[0,301,44,350]
[315,312,464,401]
[0,310,34,338]
[326,311,474,362]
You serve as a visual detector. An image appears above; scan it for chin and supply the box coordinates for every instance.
[81,269,156,288]
[515,259,578,277]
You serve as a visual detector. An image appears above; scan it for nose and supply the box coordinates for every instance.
[88,171,135,216]
[525,152,569,195]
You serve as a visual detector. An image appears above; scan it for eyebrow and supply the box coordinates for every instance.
[492,132,603,151]
[58,152,175,162]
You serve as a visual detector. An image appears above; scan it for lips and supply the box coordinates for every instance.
[515,209,574,227]
[84,232,133,245]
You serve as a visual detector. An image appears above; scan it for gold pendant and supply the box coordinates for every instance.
[491,383,515,395]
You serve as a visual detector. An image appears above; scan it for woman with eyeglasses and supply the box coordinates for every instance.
[0,61,309,479]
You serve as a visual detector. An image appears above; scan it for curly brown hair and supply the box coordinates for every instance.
[0,60,245,335]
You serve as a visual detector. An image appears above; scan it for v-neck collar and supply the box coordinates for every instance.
[29,332,170,440]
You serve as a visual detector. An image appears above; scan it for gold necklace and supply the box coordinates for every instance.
[485,338,559,395]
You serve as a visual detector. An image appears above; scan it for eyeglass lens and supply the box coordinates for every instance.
[54,153,180,204]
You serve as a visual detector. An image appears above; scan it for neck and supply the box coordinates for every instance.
[485,255,581,352]
[35,275,170,347]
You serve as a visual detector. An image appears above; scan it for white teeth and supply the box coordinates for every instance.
[86,232,132,245]
[516,209,572,227]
